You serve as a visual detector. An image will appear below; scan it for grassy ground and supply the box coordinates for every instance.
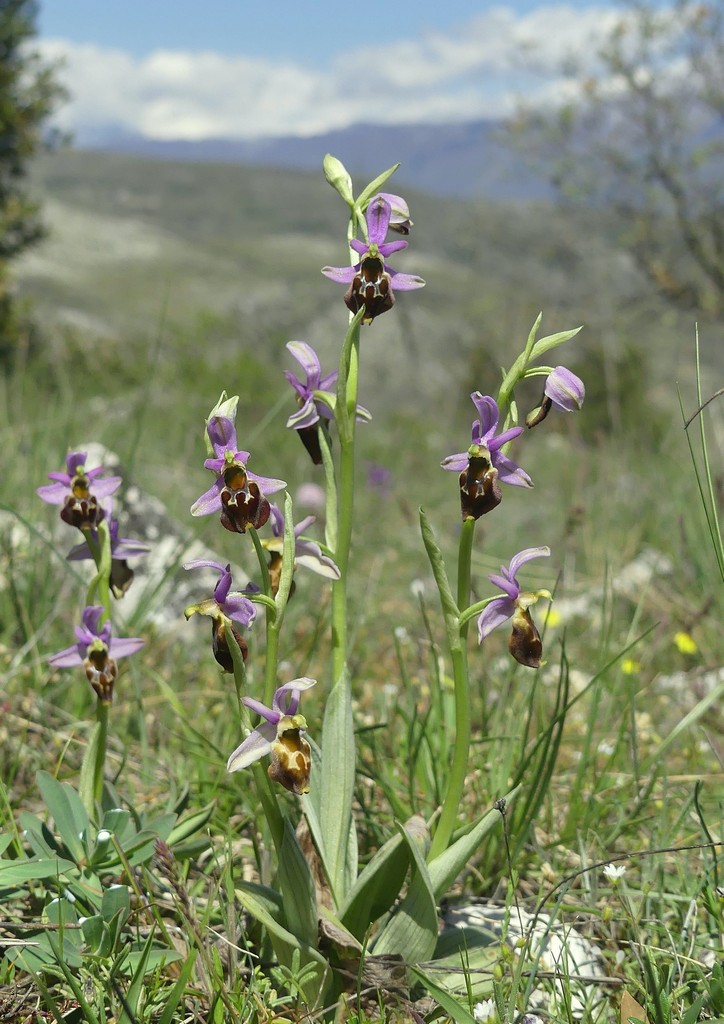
[0,151,722,1021]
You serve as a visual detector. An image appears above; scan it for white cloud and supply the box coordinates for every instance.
[37,5,636,142]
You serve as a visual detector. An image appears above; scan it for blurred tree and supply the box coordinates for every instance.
[0,0,65,358]
[509,0,724,317]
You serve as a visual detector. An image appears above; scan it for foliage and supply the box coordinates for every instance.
[509,0,724,317]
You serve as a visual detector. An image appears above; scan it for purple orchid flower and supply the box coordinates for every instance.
[285,341,338,431]
[67,514,151,598]
[441,394,532,519]
[527,366,586,428]
[322,194,425,322]
[49,605,144,703]
[545,366,585,412]
[191,415,285,533]
[227,678,316,794]
[265,504,340,582]
[377,192,413,235]
[184,559,256,670]
[37,451,122,532]
[477,547,552,668]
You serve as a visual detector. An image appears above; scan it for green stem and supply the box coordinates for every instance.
[331,321,361,683]
[248,527,279,708]
[93,700,109,807]
[227,614,284,853]
[429,517,476,861]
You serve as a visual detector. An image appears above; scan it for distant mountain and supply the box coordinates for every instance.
[82,120,551,202]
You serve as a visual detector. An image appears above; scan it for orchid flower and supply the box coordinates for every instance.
[284,340,370,463]
[66,509,150,597]
[184,559,256,670]
[49,605,144,703]
[442,393,532,518]
[227,678,316,795]
[191,414,285,533]
[322,194,425,322]
[527,366,586,428]
[37,450,122,531]
[262,504,340,595]
[477,547,552,667]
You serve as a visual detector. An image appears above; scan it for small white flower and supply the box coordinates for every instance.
[96,829,112,843]
[473,999,497,1023]
[410,578,426,598]
[597,740,615,756]
[603,863,627,881]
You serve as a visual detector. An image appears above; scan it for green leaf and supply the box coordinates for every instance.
[530,326,582,361]
[372,823,437,962]
[277,818,318,949]
[356,164,401,210]
[319,666,357,907]
[409,965,479,1023]
[37,771,90,864]
[80,914,112,957]
[157,948,199,1024]
[419,509,460,651]
[166,802,215,846]
[118,927,157,1024]
[428,788,519,899]
[340,817,428,940]
[0,855,75,883]
[235,885,328,974]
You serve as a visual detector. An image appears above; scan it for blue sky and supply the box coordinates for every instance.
[36,1,675,142]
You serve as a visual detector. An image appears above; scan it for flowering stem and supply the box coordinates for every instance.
[429,517,476,861]
[332,313,362,683]
[249,527,280,708]
[226,614,284,853]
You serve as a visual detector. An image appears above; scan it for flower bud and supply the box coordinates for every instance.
[544,366,585,412]
[323,154,353,205]
[376,192,413,235]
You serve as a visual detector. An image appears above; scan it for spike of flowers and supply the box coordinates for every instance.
[441,393,532,519]
[49,605,144,703]
[477,547,552,668]
[184,560,257,670]
[191,412,285,533]
[227,678,316,795]
[322,193,425,323]
[37,451,122,532]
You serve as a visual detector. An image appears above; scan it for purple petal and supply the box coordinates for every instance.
[477,597,516,641]
[366,195,392,246]
[293,515,316,537]
[242,697,279,725]
[208,416,238,453]
[81,606,106,636]
[321,265,357,284]
[507,546,551,579]
[36,482,70,505]
[318,370,338,391]
[110,637,145,660]
[222,592,256,627]
[66,452,88,475]
[48,645,84,668]
[286,399,319,431]
[214,564,233,604]
[91,476,122,499]
[488,573,520,600]
[272,677,316,717]
[349,239,370,256]
[227,724,276,772]
[269,503,284,538]
[295,540,341,579]
[191,481,223,516]
[471,394,499,438]
[287,341,321,387]
[487,425,524,450]
[441,451,469,472]
[183,558,227,573]
[110,536,150,558]
[378,240,408,257]
[545,366,585,412]
[387,270,426,292]
[284,370,306,398]
[492,450,533,488]
[246,471,286,495]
